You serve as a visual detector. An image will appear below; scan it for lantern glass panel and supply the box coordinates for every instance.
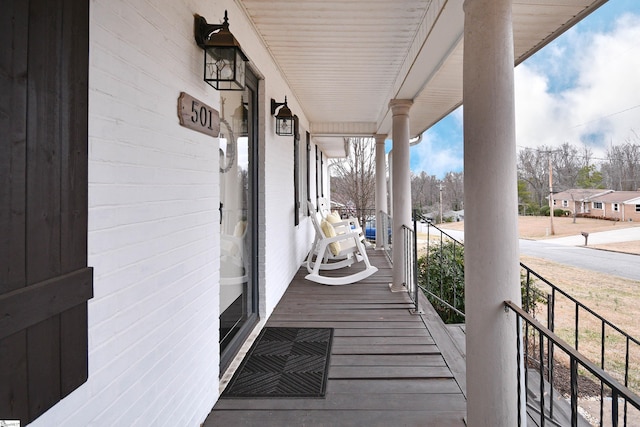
[276,117,294,136]
[204,47,246,90]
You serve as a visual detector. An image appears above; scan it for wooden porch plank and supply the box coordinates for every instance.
[328,378,462,394]
[331,344,441,355]
[268,313,424,321]
[332,336,434,346]
[266,321,428,329]
[215,392,466,411]
[333,328,430,337]
[205,410,466,427]
[328,366,455,379]
[275,303,415,310]
[330,354,447,367]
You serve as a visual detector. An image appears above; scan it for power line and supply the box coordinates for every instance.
[571,104,640,129]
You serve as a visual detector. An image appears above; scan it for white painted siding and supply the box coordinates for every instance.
[28,0,316,426]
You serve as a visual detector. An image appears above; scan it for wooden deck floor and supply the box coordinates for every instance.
[205,250,467,426]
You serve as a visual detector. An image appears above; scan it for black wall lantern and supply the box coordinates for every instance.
[194,11,248,90]
[271,96,294,136]
[232,97,248,137]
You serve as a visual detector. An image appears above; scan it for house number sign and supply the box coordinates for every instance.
[177,92,220,137]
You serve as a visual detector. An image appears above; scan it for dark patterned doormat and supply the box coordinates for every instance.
[221,327,333,398]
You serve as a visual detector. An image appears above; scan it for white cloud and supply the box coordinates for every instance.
[410,132,463,179]
[515,12,640,159]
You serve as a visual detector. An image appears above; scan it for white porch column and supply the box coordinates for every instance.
[374,134,388,249]
[463,0,522,425]
[389,99,413,291]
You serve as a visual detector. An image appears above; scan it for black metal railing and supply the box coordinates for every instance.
[506,301,640,427]
[420,222,466,322]
[417,221,640,424]
[401,223,420,314]
[521,263,640,417]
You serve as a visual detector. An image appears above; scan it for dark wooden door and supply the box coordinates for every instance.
[1,0,92,423]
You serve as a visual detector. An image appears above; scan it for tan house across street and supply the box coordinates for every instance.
[553,188,614,215]
[554,189,640,222]
[588,191,640,222]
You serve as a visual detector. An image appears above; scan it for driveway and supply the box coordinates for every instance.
[422,227,640,281]
[541,226,640,246]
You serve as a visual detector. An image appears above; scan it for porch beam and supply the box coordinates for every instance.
[462,0,523,425]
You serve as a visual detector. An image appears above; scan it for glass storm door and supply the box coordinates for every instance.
[219,69,259,369]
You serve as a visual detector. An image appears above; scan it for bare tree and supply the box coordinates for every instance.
[602,135,640,190]
[552,142,585,190]
[329,137,377,219]
[442,172,464,211]
[517,147,550,207]
[411,171,439,210]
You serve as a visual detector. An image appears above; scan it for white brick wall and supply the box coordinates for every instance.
[28,0,316,425]
[29,0,222,425]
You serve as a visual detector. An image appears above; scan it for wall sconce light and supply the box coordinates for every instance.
[271,96,294,136]
[194,11,248,90]
[232,97,248,137]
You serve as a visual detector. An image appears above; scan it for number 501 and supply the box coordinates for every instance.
[191,100,214,130]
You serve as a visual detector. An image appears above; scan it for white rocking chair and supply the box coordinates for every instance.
[305,204,377,285]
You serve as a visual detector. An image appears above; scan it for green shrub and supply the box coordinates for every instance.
[418,241,465,323]
[418,241,543,324]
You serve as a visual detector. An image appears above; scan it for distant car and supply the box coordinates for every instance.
[365,226,392,243]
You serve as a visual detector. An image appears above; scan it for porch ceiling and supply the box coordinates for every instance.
[238,0,607,157]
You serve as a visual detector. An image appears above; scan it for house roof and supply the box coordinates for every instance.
[591,191,640,203]
[238,0,607,157]
[553,189,613,201]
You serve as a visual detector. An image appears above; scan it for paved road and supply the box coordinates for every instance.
[426,227,640,281]
[519,239,640,281]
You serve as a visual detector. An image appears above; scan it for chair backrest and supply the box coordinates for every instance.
[317,197,331,218]
[308,206,325,237]
[307,200,316,216]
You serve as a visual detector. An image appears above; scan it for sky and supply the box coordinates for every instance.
[405,0,640,179]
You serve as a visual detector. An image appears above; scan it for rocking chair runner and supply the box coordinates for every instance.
[305,204,378,285]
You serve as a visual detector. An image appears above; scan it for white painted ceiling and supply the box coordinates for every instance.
[238,0,608,157]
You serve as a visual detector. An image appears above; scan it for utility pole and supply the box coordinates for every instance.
[439,183,443,224]
[548,152,555,235]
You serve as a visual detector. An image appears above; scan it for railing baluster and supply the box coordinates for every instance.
[612,389,619,427]
[601,320,606,426]
[516,314,523,427]
[439,235,443,305]
[412,218,419,313]
[575,304,580,351]
[540,330,546,427]
[571,356,578,427]
[551,288,556,332]
[625,336,630,426]
[549,326,555,421]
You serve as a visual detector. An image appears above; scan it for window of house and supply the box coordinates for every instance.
[562,200,568,208]
[593,202,603,209]
[636,204,640,213]
[613,203,619,212]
